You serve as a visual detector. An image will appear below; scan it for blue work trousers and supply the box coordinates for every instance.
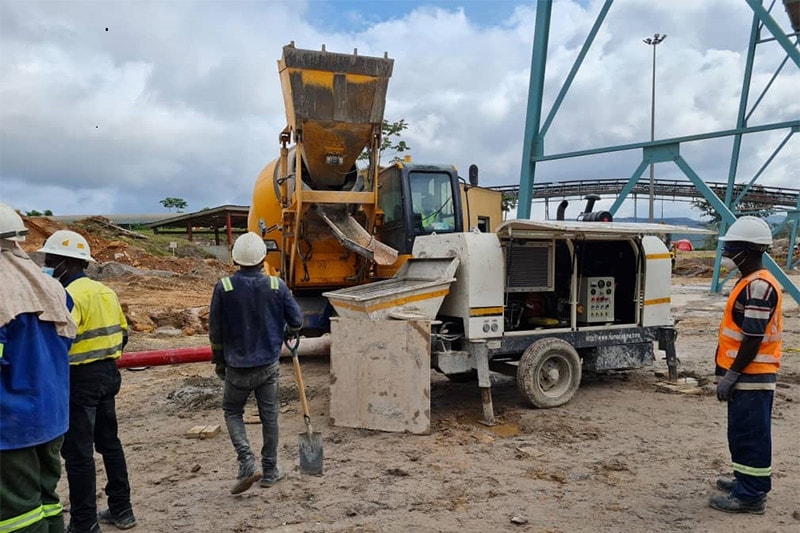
[61,359,131,531]
[222,362,280,474]
[728,389,774,502]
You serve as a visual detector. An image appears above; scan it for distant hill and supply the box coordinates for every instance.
[614,216,713,248]
[613,216,706,228]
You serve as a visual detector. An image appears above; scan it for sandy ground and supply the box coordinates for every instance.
[56,274,800,533]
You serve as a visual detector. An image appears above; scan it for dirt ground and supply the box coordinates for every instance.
[66,278,800,533]
[19,219,800,532]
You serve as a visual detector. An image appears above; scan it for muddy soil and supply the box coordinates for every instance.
[50,272,800,533]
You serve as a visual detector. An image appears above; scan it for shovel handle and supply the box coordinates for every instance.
[287,338,311,420]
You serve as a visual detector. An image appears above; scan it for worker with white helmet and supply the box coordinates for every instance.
[208,232,303,494]
[708,216,782,515]
[0,203,76,533]
[39,230,137,532]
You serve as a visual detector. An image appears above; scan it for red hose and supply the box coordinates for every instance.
[117,346,211,368]
[117,335,331,368]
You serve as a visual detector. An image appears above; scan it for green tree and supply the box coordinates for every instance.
[691,184,775,229]
[358,119,411,165]
[159,197,188,213]
[692,184,776,248]
[501,192,518,215]
[25,210,42,216]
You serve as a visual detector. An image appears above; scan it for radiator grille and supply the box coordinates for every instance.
[505,242,553,292]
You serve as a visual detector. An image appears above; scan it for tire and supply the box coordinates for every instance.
[517,337,582,408]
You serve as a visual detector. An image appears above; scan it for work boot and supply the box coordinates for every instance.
[230,462,261,495]
[715,476,737,493]
[98,507,138,530]
[260,466,286,488]
[708,493,766,515]
[66,521,102,533]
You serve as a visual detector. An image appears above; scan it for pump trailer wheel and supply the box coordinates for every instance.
[517,337,582,408]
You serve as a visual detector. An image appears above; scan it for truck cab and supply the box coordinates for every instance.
[376,162,464,255]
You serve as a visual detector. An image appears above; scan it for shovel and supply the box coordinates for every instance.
[286,333,323,475]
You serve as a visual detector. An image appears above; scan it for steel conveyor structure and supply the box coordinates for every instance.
[518,0,800,303]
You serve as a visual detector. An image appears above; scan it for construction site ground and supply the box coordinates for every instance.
[20,217,800,532]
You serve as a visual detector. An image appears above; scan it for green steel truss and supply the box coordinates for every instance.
[519,0,800,303]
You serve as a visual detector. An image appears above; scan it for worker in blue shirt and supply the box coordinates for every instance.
[209,232,303,495]
[0,203,76,533]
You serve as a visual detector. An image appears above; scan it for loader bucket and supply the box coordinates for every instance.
[279,44,394,189]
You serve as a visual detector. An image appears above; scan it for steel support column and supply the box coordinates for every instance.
[518,0,552,219]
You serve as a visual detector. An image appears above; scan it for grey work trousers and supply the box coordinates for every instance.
[222,361,280,475]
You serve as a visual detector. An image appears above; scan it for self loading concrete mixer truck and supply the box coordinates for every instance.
[324,210,710,426]
[248,43,502,331]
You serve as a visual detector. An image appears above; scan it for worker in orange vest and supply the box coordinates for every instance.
[709,216,782,515]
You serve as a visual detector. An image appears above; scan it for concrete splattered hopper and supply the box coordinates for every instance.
[279,43,394,188]
[323,257,460,320]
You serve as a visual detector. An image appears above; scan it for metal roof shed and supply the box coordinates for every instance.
[147,205,250,246]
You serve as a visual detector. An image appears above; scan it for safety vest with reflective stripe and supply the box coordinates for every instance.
[716,269,782,374]
[220,275,279,292]
[66,277,127,365]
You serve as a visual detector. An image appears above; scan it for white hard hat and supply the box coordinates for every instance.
[38,230,96,262]
[719,216,773,247]
[0,202,28,241]
[231,232,267,266]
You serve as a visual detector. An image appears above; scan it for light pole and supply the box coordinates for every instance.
[643,33,666,223]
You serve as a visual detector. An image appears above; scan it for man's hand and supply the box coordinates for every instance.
[283,324,301,341]
[716,370,740,401]
[215,362,226,381]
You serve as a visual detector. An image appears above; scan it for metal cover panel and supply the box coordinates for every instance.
[330,319,430,434]
[496,219,714,237]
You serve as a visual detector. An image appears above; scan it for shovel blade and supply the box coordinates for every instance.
[299,431,323,475]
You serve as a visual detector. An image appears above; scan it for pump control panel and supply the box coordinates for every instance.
[578,276,615,323]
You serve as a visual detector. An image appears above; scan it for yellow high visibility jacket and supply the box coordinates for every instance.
[65,276,127,365]
[716,269,782,375]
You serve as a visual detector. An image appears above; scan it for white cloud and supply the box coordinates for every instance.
[0,0,797,217]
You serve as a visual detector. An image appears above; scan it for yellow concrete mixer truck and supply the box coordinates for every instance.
[248,43,501,331]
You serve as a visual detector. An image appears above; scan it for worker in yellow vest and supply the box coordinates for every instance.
[709,216,782,515]
[39,231,137,533]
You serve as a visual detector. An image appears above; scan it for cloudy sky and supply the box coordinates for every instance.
[0,0,797,219]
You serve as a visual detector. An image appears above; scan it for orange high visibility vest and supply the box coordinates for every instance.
[716,269,782,374]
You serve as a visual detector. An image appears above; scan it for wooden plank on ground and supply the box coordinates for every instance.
[185,424,221,439]
[655,378,703,395]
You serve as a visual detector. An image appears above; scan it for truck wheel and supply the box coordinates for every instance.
[517,338,581,408]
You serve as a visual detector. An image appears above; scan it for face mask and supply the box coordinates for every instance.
[722,245,747,265]
[720,257,737,270]
[42,260,65,280]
